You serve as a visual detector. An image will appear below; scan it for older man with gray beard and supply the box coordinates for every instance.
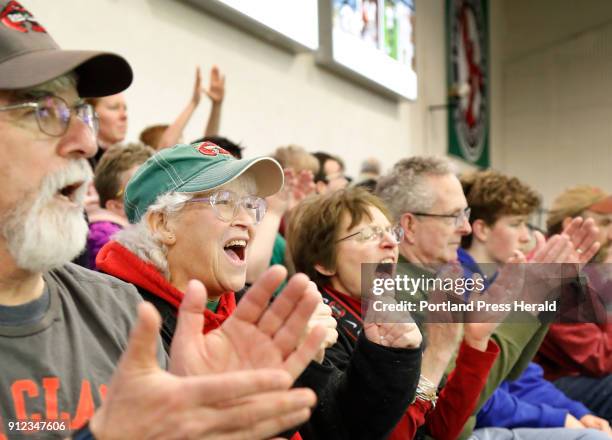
[0,2,325,439]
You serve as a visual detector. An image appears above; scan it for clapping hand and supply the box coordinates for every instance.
[169,265,327,379]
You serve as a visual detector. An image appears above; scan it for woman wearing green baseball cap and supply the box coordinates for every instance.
[97,141,286,346]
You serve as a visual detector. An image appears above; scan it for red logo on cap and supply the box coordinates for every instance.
[0,1,46,33]
[195,142,230,157]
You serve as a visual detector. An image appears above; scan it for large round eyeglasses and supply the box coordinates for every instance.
[188,190,267,225]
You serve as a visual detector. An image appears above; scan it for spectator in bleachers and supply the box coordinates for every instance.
[86,143,154,269]
[534,186,612,423]
[275,144,320,175]
[287,187,425,439]
[355,157,382,192]
[377,156,605,439]
[459,170,612,434]
[140,66,225,150]
[96,142,287,350]
[314,151,349,194]
[246,144,318,284]
[85,93,128,169]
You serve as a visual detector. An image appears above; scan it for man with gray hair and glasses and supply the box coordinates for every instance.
[377,156,606,439]
[0,2,324,439]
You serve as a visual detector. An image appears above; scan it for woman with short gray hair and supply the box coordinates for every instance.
[97,142,284,348]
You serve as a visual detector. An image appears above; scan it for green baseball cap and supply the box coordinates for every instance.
[124,142,284,224]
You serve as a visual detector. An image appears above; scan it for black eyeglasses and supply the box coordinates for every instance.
[0,95,98,137]
[411,207,471,228]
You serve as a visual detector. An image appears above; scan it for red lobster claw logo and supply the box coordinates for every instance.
[195,141,231,157]
[0,1,46,33]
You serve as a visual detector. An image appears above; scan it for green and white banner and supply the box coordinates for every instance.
[446,0,490,168]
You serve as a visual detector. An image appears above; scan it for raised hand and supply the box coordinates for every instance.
[364,321,422,348]
[169,266,327,379]
[302,292,338,362]
[288,169,316,210]
[472,251,526,322]
[90,302,316,440]
[463,321,497,351]
[561,217,600,264]
[530,231,573,263]
[362,264,422,349]
[523,219,601,304]
[529,217,600,264]
[191,66,203,106]
[269,168,317,214]
[264,168,294,217]
[206,65,225,104]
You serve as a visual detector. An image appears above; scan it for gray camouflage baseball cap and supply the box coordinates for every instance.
[0,0,132,97]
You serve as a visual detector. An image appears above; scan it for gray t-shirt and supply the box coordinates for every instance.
[0,289,49,327]
[0,263,166,439]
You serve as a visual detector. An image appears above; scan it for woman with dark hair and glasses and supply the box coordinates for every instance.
[288,187,505,440]
[287,188,426,437]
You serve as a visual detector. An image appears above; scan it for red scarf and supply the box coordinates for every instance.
[321,285,363,342]
[97,241,302,440]
[323,286,362,315]
[96,241,236,333]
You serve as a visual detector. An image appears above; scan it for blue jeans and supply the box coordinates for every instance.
[554,374,612,423]
[470,427,610,440]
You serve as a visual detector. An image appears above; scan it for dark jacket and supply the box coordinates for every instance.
[295,286,423,440]
[296,331,422,440]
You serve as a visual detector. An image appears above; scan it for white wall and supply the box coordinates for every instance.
[25,0,450,179]
[495,0,612,207]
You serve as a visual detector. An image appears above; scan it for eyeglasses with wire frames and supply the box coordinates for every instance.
[0,94,98,137]
[410,207,471,228]
[187,190,267,225]
[336,224,404,244]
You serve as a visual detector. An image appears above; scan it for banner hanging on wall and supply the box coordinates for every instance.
[446,0,489,168]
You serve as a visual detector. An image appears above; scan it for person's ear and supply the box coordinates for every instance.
[315,180,327,195]
[399,213,417,245]
[471,219,490,243]
[147,211,176,246]
[314,263,335,277]
[105,199,125,217]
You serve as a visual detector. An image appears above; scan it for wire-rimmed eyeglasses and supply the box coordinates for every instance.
[0,95,98,137]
